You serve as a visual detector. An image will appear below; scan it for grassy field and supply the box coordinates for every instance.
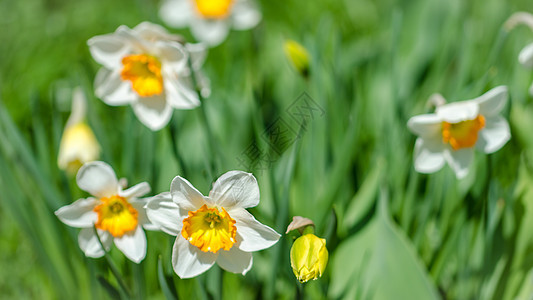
[2,0,533,299]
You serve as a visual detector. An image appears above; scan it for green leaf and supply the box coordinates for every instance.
[330,189,440,300]
[158,256,178,300]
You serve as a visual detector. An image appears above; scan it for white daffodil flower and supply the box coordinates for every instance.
[58,88,100,174]
[146,171,280,278]
[55,161,158,263]
[159,0,262,46]
[407,86,511,179]
[88,22,201,131]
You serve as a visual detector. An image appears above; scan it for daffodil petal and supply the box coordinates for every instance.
[172,236,218,278]
[94,68,137,106]
[413,138,445,174]
[129,199,158,231]
[444,148,474,179]
[519,43,533,68]
[475,86,508,117]
[164,75,201,109]
[114,226,147,263]
[190,19,230,46]
[133,22,177,41]
[210,171,260,209]
[158,41,187,72]
[171,176,210,211]
[476,116,511,154]
[87,34,131,69]
[186,43,208,70]
[229,208,280,252]
[131,94,173,131]
[78,228,112,258]
[55,198,99,228]
[436,101,479,123]
[216,247,253,275]
[160,0,194,28]
[120,182,151,199]
[76,161,118,198]
[407,114,442,138]
[145,192,185,236]
[232,0,261,30]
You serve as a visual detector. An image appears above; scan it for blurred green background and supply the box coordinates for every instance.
[2,0,533,298]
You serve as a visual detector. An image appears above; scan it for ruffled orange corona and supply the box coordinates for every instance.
[181,204,237,253]
[94,195,138,237]
[442,115,485,150]
[121,54,164,97]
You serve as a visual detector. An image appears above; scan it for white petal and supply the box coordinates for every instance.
[158,41,188,72]
[132,94,173,131]
[190,19,230,46]
[78,228,112,258]
[210,171,260,209]
[172,236,217,278]
[164,75,201,109]
[216,247,253,275]
[145,192,185,236]
[160,0,194,28]
[413,137,446,174]
[229,208,280,252]
[444,148,474,179]
[519,43,533,68]
[476,116,511,153]
[119,182,151,199]
[130,200,158,230]
[114,226,147,263]
[232,1,262,30]
[186,43,208,70]
[94,68,137,106]
[436,101,479,123]
[76,161,118,198]
[87,34,131,69]
[407,114,442,138]
[170,176,208,211]
[55,198,99,228]
[474,86,508,117]
[530,81,533,96]
[133,22,180,42]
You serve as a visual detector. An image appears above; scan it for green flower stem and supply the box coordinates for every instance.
[188,58,219,177]
[169,120,189,178]
[92,225,132,298]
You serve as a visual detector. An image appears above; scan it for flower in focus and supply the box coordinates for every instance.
[88,22,202,131]
[290,234,328,283]
[159,0,262,46]
[407,86,511,178]
[505,12,533,95]
[55,161,157,263]
[58,88,100,174]
[283,40,310,78]
[146,171,280,278]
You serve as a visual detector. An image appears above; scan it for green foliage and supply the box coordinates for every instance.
[1,0,533,299]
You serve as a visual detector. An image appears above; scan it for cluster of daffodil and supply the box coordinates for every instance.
[53,1,311,283]
[55,162,280,276]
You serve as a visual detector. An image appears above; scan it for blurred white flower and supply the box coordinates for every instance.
[88,22,202,131]
[146,171,280,278]
[407,86,511,179]
[58,88,100,174]
[505,12,533,95]
[159,0,262,46]
[55,161,158,263]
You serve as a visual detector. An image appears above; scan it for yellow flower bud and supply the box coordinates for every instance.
[58,88,100,174]
[290,233,328,283]
[283,40,310,77]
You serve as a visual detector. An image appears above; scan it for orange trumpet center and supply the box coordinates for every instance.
[94,195,138,237]
[121,54,164,97]
[181,204,237,253]
[442,115,485,150]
